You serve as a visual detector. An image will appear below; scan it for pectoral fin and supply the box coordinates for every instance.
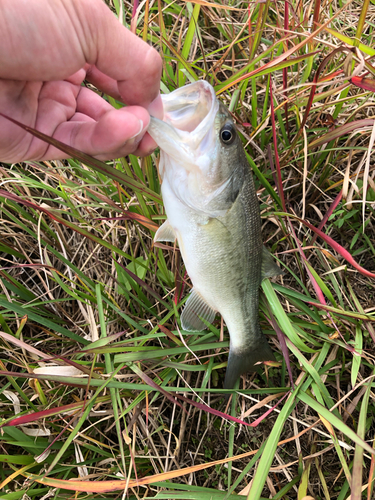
[261,246,284,280]
[181,289,217,331]
[154,220,176,243]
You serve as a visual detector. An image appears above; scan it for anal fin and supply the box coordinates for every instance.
[181,289,217,331]
[261,245,284,280]
[154,220,176,243]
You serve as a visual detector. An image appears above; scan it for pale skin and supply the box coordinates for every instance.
[0,0,163,163]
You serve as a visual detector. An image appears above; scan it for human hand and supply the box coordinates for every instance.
[0,0,163,163]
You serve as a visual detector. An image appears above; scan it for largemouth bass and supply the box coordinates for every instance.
[148,80,282,389]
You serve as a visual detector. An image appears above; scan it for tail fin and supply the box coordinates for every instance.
[224,337,275,390]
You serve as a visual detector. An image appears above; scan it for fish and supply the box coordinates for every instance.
[148,80,282,390]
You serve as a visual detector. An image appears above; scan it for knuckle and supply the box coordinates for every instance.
[143,45,162,81]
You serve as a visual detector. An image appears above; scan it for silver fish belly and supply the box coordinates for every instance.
[148,80,282,389]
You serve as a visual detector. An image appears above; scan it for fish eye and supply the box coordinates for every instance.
[220,124,236,145]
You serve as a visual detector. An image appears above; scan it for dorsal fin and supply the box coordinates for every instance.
[181,289,217,331]
[154,220,176,243]
[261,246,284,280]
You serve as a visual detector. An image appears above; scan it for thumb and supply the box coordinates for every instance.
[77,0,163,109]
[0,0,162,109]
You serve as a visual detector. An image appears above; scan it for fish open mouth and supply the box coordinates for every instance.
[148,81,219,164]
[149,81,232,215]
[161,80,217,134]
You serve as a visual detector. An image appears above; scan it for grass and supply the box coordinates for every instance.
[1,0,375,499]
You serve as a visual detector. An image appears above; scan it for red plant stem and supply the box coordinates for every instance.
[269,78,286,212]
[310,189,343,245]
[283,0,289,137]
[289,220,344,340]
[266,312,294,389]
[132,0,139,19]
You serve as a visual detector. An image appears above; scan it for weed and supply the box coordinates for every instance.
[1,1,375,499]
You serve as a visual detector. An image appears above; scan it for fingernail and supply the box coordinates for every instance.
[148,94,164,120]
[130,119,144,140]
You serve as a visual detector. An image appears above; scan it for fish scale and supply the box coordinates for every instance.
[148,81,282,390]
